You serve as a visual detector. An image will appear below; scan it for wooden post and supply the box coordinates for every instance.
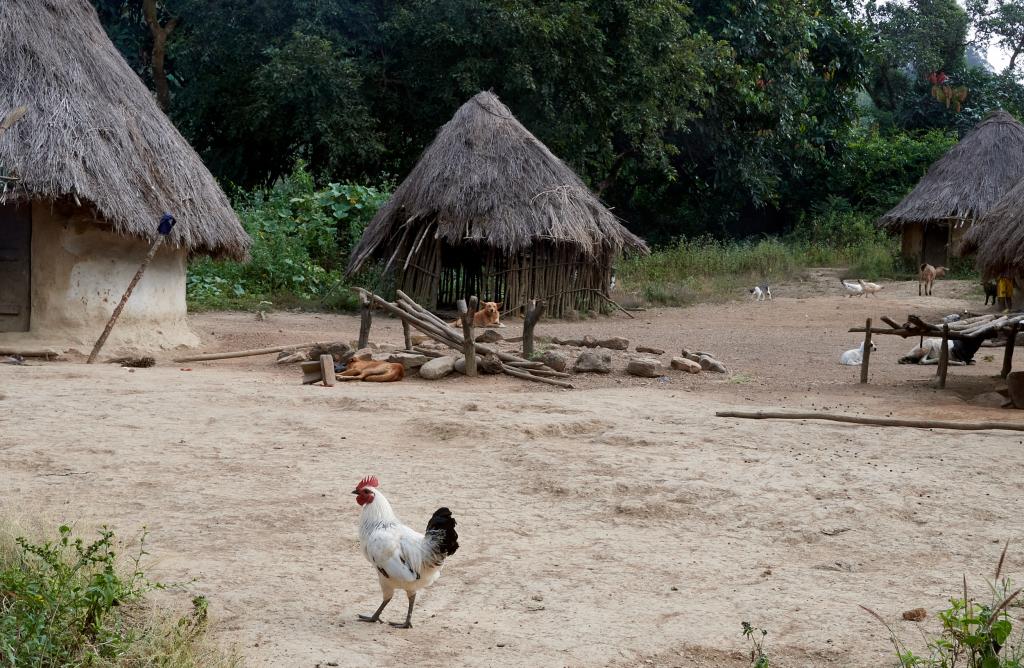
[402,319,412,350]
[358,293,372,349]
[937,324,950,389]
[523,299,546,358]
[860,318,872,384]
[458,298,476,376]
[1002,322,1019,379]
[320,354,336,386]
[88,214,176,364]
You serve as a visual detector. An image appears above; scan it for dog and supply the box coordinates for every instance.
[918,264,947,296]
[898,336,983,366]
[336,358,405,382]
[749,283,772,302]
[984,280,998,306]
[840,341,876,365]
[450,301,504,328]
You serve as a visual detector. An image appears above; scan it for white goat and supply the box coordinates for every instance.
[840,341,877,365]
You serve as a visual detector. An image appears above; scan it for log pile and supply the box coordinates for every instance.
[850,312,1024,341]
[357,289,573,389]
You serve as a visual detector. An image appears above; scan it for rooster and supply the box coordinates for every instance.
[841,279,864,297]
[353,476,459,628]
[857,279,884,296]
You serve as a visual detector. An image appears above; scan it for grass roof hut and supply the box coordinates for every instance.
[0,0,249,352]
[877,110,1024,267]
[347,92,647,316]
[968,175,1024,279]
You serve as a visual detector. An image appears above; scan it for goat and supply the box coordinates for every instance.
[898,336,984,366]
[840,341,876,366]
[918,264,947,296]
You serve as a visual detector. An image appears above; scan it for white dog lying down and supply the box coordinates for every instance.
[840,341,876,365]
[898,337,984,365]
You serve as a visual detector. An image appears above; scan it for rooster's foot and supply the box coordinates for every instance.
[389,621,412,629]
[357,615,382,623]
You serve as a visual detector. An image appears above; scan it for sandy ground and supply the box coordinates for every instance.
[2,272,1024,667]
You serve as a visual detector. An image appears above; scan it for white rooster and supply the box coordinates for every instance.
[841,279,864,297]
[353,476,459,628]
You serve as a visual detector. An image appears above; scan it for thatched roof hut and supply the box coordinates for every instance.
[877,110,1024,266]
[0,0,249,351]
[348,92,647,315]
[969,176,1024,279]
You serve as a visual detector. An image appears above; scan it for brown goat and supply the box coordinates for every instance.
[918,264,947,296]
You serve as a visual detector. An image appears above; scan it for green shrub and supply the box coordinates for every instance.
[187,162,390,310]
[0,524,236,667]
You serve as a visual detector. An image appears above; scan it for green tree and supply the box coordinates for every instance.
[969,0,1024,76]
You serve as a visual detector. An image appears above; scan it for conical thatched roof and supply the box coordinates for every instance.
[877,110,1024,230]
[0,0,249,260]
[969,176,1024,277]
[348,92,647,273]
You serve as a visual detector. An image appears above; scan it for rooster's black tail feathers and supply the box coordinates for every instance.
[425,507,459,558]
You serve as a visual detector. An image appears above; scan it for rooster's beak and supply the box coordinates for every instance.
[351,490,359,494]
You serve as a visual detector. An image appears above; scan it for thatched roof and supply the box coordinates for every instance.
[877,110,1024,230]
[348,92,647,273]
[0,0,249,260]
[969,176,1024,277]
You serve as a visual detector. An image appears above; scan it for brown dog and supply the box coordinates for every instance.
[450,301,504,328]
[337,358,405,382]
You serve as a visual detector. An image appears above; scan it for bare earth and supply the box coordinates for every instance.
[3,273,1023,667]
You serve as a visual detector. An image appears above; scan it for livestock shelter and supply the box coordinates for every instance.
[877,110,1024,266]
[0,0,248,353]
[346,92,647,316]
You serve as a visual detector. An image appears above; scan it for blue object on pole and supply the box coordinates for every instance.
[158,212,176,236]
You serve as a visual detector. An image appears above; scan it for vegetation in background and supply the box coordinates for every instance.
[862,543,1024,667]
[0,522,236,667]
[187,163,390,310]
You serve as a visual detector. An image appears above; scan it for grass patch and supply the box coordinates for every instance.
[0,520,238,667]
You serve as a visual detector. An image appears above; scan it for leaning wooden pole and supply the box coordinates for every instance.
[716,410,1024,432]
[1002,322,1019,379]
[458,298,477,377]
[936,324,950,389]
[860,317,872,384]
[87,214,175,364]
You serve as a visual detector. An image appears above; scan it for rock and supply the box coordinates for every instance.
[573,351,611,374]
[420,356,456,380]
[627,357,663,378]
[552,337,583,346]
[376,343,399,353]
[699,355,728,373]
[636,346,665,355]
[902,608,927,622]
[387,353,429,369]
[671,357,702,373]
[581,335,599,348]
[475,330,504,344]
[309,341,353,363]
[598,336,629,351]
[540,350,569,372]
[681,348,702,363]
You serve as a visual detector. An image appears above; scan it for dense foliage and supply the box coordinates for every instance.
[91,1,1024,245]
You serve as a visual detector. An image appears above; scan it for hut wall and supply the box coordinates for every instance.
[0,201,198,352]
[900,223,924,260]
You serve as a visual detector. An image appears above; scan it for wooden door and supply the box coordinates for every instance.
[922,223,948,267]
[0,203,31,332]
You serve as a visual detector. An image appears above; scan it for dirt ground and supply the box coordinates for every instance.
[3,272,1023,667]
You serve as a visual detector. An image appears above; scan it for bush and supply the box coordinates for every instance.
[0,523,236,667]
[187,162,390,310]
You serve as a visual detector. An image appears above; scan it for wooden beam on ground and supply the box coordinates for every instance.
[860,317,872,384]
[319,354,336,387]
[1003,321,1020,379]
[172,341,332,363]
[716,410,1024,432]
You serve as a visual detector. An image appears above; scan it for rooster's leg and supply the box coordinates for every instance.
[388,593,415,629]
[358,596,392,623]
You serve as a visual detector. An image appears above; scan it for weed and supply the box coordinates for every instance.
[742,621,771,667]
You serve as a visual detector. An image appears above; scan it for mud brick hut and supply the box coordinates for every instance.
[346,92,647,316]
[0,0,248,352]
[877,110,1024,267]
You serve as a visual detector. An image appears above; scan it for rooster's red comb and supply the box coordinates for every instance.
[357,475,379,490]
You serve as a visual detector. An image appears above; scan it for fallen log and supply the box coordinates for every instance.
[716,410,1024,432]
[499,363,573,388]
[172,341,330,363]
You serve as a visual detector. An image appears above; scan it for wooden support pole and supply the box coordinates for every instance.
[860,318,872,384]
[402,320,412,350]
[319,354,336,387]
[1002,321,1019,379]
[358,293,372,349]
[937,324,950,389]
[87,235,166,363]
[522,299,546,358]
[458,298,477,377]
